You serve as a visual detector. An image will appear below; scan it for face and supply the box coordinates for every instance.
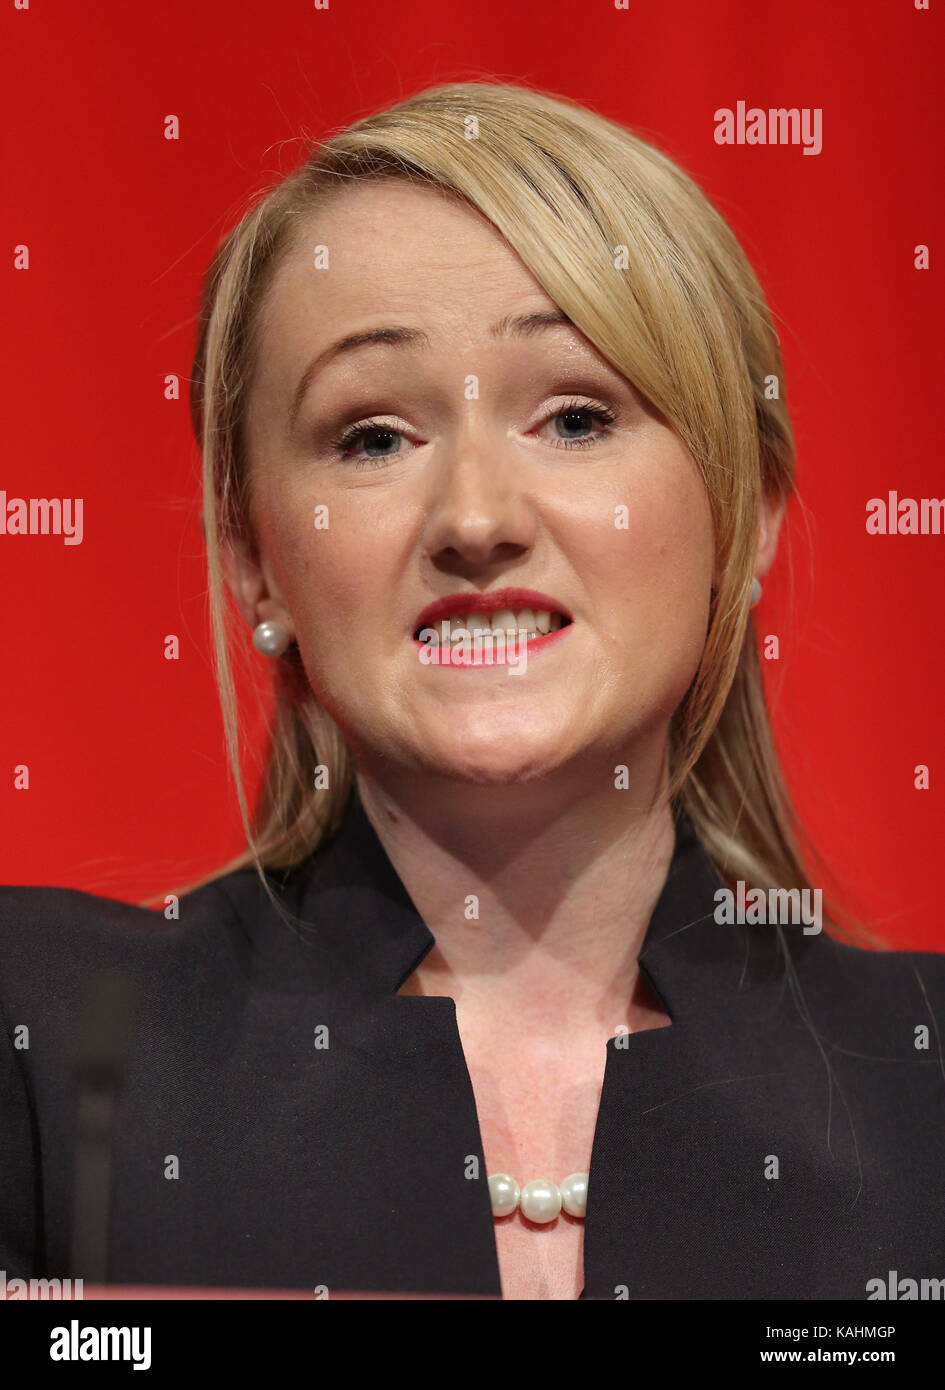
[236,180,716,791]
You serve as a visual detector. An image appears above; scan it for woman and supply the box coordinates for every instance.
[1,81,943,1303]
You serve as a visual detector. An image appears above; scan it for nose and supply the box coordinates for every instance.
[420,420,539,575]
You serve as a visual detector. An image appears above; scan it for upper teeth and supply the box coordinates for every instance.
[429,608,564,641]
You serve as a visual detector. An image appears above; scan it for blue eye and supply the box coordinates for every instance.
[329,420,404,468]
[327,397,617,468]
[549,401,616,447]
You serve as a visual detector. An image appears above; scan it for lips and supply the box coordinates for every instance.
[412,587,573,641]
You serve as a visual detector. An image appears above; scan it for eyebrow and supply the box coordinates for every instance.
[287,309,574,429]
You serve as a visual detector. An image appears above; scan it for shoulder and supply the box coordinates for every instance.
[0,873,238,940]
[786,930,945,1043]
[796,931,945,994]
[0,874,246,1005]
[0,852,329,1012]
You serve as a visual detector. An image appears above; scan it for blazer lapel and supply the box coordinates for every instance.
[235,788,834,1298]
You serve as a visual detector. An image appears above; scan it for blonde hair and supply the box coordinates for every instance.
[165,79,875,945]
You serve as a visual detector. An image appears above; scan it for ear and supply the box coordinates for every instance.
[754,492,787,583]
[219,527,295,638]
[710,493,787,594]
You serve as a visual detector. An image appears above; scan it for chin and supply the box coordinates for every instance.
[408,731,575,787]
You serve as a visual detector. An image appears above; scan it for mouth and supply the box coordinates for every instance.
[411,589,573,651]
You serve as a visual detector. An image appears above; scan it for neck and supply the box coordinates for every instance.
[354,757,677,1036]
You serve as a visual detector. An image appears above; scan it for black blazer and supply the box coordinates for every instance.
[1,789,943,1300]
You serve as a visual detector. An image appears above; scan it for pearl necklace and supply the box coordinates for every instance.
[488,1172,589,1222]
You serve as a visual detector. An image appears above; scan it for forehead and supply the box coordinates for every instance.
[255,180,552,351]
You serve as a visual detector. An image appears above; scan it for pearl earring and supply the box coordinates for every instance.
[749,578,762,608]
[252,620,290,657]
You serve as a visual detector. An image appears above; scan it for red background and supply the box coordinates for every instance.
[2,0,942,947]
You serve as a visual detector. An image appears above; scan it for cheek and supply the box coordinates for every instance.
[257,489,380,617]
[271,527,372,727]
[255,489,415,708]
[570,458,714,651]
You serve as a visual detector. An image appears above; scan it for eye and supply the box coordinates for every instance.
[327,396,618,468]
[328,418,409,469]
[539,398,617,449]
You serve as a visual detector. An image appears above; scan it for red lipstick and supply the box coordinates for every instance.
[413,587,572,634]
[411,587,573,666]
